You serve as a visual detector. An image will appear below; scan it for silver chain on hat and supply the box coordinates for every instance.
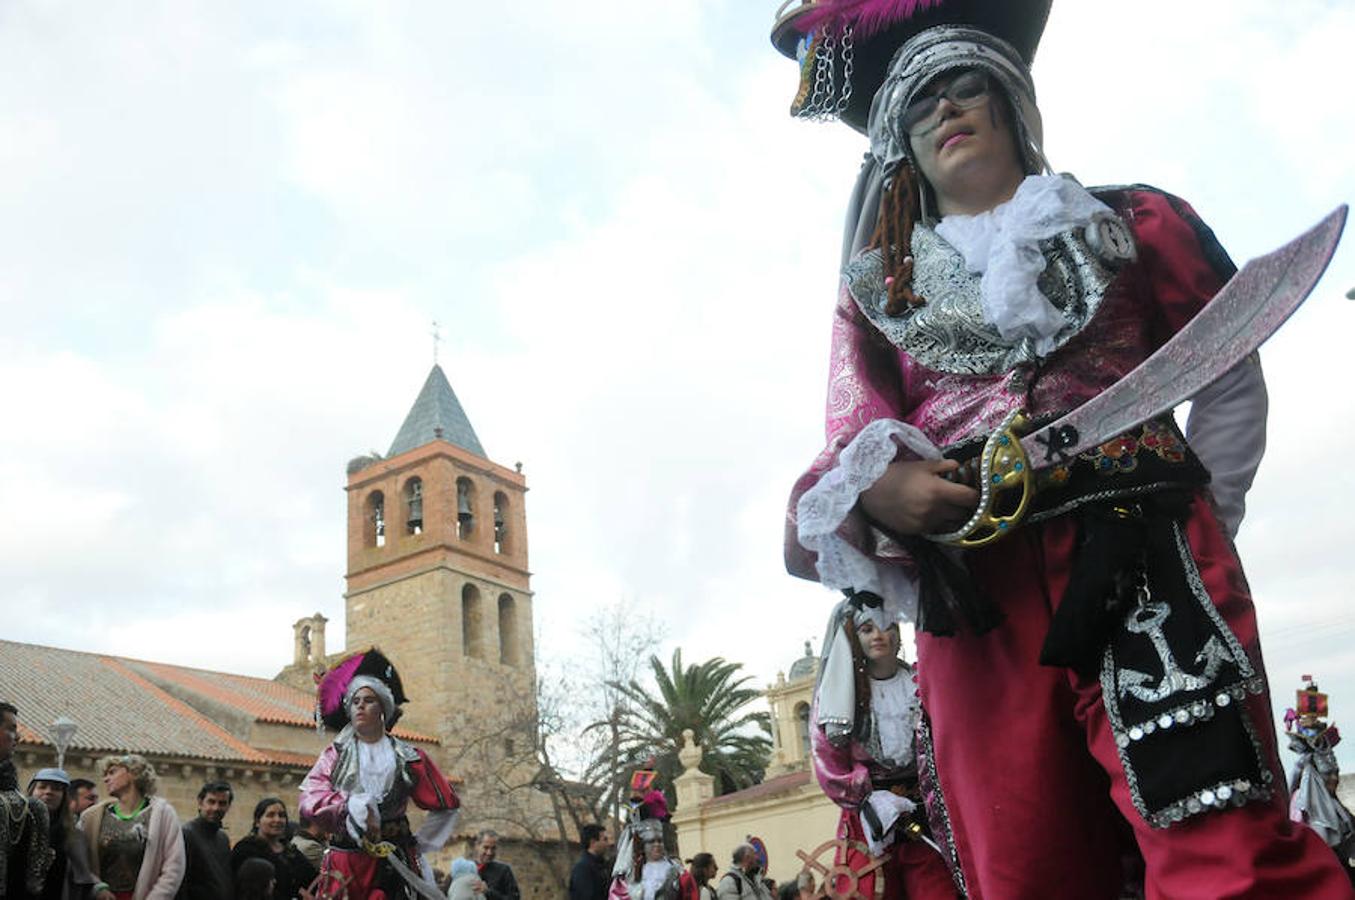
[796,24,855,123]
[835,24,854,118]
[804,27,834,120]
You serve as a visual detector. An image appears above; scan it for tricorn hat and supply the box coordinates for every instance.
[771,0,1053,132]
[315,647,408,731]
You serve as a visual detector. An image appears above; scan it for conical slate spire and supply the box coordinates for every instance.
[387,365,485,458]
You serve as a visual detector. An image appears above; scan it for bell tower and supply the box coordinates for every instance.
[344,364,535,744]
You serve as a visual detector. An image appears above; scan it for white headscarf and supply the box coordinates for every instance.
[867,24,1049,222]
[814,593,896,746]
[345,674,395,726]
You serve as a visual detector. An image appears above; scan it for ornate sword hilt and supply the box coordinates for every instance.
[925,408,1035,548]
[362,838,397,858]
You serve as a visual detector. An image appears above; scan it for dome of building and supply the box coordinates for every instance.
[787,640,817,682]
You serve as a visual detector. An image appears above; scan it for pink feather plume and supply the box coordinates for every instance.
[800,0,948,40]
[641,789,669,821]
[318,653,365,717]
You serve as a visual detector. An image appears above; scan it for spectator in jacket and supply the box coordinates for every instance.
[178,782,232,900]
[714,846,769,900]
[229,800,314,900]
[472,833,517,900]
[29,768,96,900]
[80,755,185,900]
[567,825,610,900]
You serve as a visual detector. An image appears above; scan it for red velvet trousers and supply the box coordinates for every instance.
[916,496,1354,899]
[832,807,959,899]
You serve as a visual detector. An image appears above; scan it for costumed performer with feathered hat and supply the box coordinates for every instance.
[299,649,460,900]
[1286,677,1355,881]
[774,0,1354,896]
[609,770,696,900]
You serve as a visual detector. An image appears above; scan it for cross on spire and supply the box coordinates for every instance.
[430,320,442,364]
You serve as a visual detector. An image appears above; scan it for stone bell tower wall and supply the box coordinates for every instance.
[344,440,535,747]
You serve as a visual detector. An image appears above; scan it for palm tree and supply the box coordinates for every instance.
[608,649,772,798]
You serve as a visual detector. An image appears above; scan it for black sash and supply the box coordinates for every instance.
[916,416,1273,827]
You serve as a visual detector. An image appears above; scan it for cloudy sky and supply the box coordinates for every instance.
[4,1,1354,768]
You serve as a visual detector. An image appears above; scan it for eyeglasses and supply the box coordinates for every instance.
[900,71,992,136]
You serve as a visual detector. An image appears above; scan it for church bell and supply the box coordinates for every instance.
[407,482,423,530]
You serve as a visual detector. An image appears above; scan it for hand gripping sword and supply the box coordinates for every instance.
[928,205,1348,548]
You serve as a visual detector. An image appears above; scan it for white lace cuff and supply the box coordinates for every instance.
[796,419,940,624]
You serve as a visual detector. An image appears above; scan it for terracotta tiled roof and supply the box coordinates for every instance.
[2,640,270,763]
[122,658,437,743]
[1,640,436,763]
[126,659,316,727]
[704,770,813,809]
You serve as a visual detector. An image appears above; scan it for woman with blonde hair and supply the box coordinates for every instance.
[79,755,184,900]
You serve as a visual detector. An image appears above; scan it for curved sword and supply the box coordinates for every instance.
[1025,205,1348,469]
[929,205,1347,547]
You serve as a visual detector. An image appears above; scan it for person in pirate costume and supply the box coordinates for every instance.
[810,594,956,898]
[1285,677,1355,880]
[299,649,460,900]
[1,703,53,900]
[608,773,695,900]
[773,1,1354,896]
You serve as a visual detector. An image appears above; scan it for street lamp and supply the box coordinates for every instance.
[50,717,78,771]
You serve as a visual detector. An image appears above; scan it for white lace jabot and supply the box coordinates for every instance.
[870,669,918,764]
[935,175,1113,354]
[356,737,396,798]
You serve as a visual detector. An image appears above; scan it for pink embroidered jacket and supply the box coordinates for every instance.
[299,737,458,836]
[785,188,1251,584]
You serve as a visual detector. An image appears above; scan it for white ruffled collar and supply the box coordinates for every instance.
[934,175,1112,355]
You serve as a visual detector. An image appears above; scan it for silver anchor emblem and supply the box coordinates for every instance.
[1117,584,1228,703]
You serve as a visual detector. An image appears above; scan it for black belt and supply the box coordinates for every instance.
[330,816,412,852]
[912,415,1209,639]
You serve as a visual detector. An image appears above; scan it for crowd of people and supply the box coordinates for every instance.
[0,630,552,900]
[569,771,822,900]
[0,719,323,900]
[564,819,814,900]
[0,660,523,900]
